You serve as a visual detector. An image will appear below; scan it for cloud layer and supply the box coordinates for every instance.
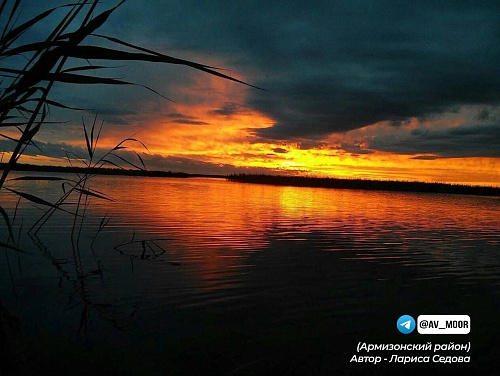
[111,1,500,155]
[5,0,500,184]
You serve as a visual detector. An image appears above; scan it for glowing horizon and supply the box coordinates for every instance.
[5,99,500,188]
[2,1,499,189]
[2,69,497,187]
[2,79,498,187]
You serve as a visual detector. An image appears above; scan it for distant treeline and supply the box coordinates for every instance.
[227,173,500,197]
[0,163,190,178]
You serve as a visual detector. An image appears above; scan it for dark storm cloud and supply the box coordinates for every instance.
[209,102,247,117]
[118,0,500,142]
[20,1,500,157]
[166,112,210,125]
[272,147,288,154]
[337,143,374,156]
[170,119,210,125]
[140,154,277,176]
[410,155,439,161]
[369,123,500,158]
[247,2,500,140]
[0,139,87,159]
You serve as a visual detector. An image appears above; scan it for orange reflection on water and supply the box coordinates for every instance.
[92,178,274,287]
[86,176,500,290]
[3,172,496,291]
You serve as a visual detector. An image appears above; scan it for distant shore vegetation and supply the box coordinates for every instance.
[2,164,499,196]
[0,163,189,178]
[228,173,500,197]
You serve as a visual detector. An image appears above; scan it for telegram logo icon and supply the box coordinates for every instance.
[397,315,415,334]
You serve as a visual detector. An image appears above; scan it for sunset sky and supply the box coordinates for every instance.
[2,0,500,186]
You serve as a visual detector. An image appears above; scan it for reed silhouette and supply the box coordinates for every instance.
[0,1,256,373]
[0,0,257,248]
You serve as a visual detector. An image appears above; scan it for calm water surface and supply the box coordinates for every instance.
[1,174,499,375]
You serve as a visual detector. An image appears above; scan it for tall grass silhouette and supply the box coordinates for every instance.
[0,0,255,249]
[0,2,257,370]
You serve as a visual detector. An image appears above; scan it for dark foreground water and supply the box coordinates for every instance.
[1,174,499,375]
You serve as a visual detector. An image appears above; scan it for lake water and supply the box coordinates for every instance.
[1,174,499,375]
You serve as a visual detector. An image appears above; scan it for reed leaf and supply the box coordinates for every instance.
[1,40,54,56]
[98,214,110,231]
[0,0,20,40]
[89,118,95,157]
[113,137,150,152]
[42,99,86,111]
[0,66,27,75]
[23,105,46,140]
[61,65,111,74]
[67,45,263,90]
[135,152,146,170]
[5,187,75,215]
[10,176,66,181]
[0,7,56,49]
[1,0,262,247]
[82,114,102,160]
[0,204,15,242]
[0,240,26,253]
[0,123,29,127]
[43,72,132,86]
[73,186,114,201]
[68,0,124,46]
[5,187,57,207]
[107,153,145,171]
[12,49,63,94]
[83,118,93,159]
[0,132,20,142]
[0,1,7,17]
[100,159,126,170]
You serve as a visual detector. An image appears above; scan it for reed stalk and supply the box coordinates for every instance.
[0,0,255,247]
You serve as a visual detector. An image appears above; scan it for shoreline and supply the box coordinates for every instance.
[0,163,224,179]
[228,173,500,197]
[1,163,499,196]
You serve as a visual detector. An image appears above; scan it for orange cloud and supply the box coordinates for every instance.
[7,65,498,187]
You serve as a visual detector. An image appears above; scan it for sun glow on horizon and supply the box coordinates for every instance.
[3,67,498,188]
